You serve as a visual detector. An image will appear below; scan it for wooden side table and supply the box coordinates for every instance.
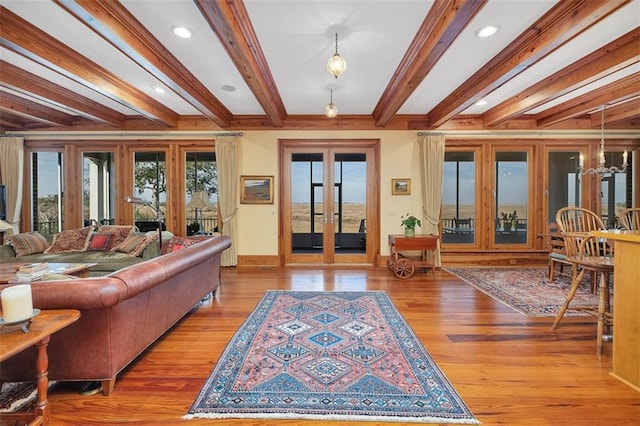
[0,309,80,426]
[388,234,439,279]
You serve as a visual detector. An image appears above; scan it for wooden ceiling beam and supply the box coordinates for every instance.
[195,0,286,127]
[536,73,640,127]
[0,6,178,127]
[0,60,126,127]
[0,91,74,126]
[483,27,640,127]
[372,0,487,128]
[56,0,232,127]
[590,98,640,126]
[427,0,631,128]
[0,110,25,130]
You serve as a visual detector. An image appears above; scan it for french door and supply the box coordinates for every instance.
[280,140,378,265]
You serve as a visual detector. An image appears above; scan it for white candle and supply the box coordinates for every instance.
[579,154,584,168]
[1,284,33,323]
[623,150,628,165]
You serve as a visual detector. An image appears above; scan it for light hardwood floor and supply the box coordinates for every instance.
[44,266,639,425]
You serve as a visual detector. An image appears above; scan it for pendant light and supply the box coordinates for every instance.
[325,89,338,118]
[327,33,346,79]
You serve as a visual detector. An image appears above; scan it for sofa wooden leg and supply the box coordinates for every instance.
[101,378,115,396]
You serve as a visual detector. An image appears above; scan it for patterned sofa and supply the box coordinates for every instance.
[0,235,232,395]
[0,225,172,276]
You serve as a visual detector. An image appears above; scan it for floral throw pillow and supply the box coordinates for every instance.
[160,236,199,254]
[44,226,93,253]
[87,233,113,251]
[7,231,50,256]
[96,225,135,250]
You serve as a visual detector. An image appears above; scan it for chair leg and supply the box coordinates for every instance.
[596,271,611,357]
[552,268,586,329]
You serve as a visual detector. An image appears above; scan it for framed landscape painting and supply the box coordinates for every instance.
[391,178,411,195]
[240,176,274,204]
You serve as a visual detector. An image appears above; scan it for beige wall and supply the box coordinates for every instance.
[238,130,423,257]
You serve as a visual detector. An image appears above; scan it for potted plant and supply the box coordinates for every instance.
[401,213,421,237]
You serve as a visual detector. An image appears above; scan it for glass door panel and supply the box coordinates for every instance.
[547,151,581,224]
[442,151,476,244]
[185,151,217,235]
[600,151,630,228]
[31,152,64,236]
[291,152,324,254]
[132,151,166,232]
[83,152,115,228]
[334,153,367,255]
[494,151,528,245]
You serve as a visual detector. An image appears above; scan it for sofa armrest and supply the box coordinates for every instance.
[0,278,128,310]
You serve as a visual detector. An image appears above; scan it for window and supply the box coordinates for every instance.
[31,151,64,235]
[442,151,476,244]
[185,151,217,235]
[83,152,115,227]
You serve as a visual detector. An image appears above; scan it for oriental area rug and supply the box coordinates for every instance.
[0,381,56,414]
[184,291,478,424]
[445,267,598,317]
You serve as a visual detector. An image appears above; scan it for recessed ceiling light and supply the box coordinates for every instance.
[172,26,192,39]
[221,85,236,92]
[476,99,488,106]
[152,85,165,94]
[476,25,499,38]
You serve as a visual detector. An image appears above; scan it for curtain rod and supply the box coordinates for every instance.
[0,131,243,140]
[418,130,638,139]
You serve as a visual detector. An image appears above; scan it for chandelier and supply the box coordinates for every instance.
[325,89,338,118]
[578,105,628,175]
[327,33,346,79]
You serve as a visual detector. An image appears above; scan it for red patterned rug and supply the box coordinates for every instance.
[185,291,478,424]
[445,267,599,317]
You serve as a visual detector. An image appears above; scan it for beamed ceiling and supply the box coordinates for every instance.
[0,0,639,133]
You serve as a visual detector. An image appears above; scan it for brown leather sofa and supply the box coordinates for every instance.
[0,235,231,395]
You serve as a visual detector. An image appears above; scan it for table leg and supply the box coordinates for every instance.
[34,335,51,425]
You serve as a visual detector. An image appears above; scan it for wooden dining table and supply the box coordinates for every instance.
[592,229,640,392]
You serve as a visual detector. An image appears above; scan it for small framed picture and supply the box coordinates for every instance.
[391,178,411,195]
[240,176,274,204]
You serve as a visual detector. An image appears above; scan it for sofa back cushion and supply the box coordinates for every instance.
[7,231,50,256]
[44,226,93,253]
[96,225,135,250]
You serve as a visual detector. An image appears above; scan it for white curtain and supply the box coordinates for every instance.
[0,137,24,237]
[216,135,239,266]
[418,133,445,267]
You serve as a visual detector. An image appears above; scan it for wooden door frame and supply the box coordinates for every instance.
[278,139,380,265]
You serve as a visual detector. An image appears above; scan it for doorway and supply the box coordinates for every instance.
[280,140,378,265]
